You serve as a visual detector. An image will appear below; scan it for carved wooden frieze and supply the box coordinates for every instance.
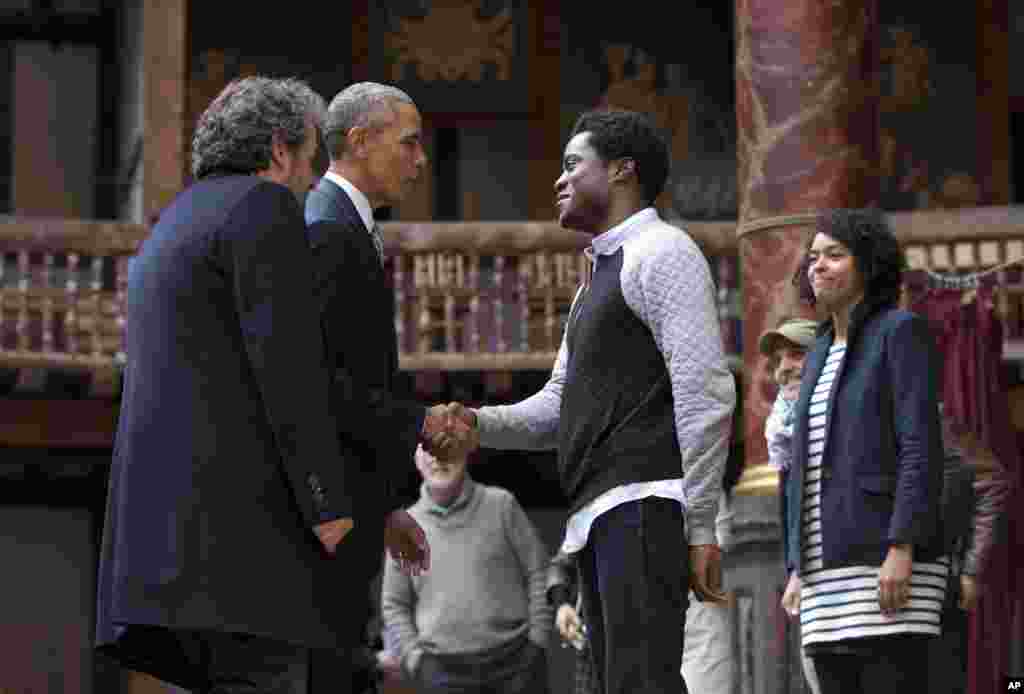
[372,0,527,113]
[387,0,514,82]
[876,6,981,211]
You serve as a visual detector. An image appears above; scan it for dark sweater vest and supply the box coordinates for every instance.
[558,249,681,515]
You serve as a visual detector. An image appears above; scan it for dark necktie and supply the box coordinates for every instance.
[369,221,384,265]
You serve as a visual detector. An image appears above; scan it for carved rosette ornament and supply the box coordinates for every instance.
[386,0,515,82]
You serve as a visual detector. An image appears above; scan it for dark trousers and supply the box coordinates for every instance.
[411,635,548,694]
[927,608,969,694]
[578,497,689,694]
[101,625,352,694]
[811,635,932,694]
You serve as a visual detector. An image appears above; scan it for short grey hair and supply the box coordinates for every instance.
[191,76,327,180]
[324,82,415,159]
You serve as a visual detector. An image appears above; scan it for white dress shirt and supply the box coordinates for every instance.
[323,171,374,233]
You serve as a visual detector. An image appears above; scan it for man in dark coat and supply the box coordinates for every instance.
[305,81,477,687]
[95,76,435,693]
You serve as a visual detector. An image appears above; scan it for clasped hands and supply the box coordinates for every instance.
[421,402,480,462]
[314,405,478,576]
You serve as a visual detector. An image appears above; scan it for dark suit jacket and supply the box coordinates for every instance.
[304,177,425,594]
[96,176,362,684]
[782,302,945,574]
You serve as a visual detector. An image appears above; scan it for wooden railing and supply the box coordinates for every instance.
[2,208,1023,381]
[890,207,1024,347]
[0,217,146,378]
[384,222,590,371]
[383,220,741,371]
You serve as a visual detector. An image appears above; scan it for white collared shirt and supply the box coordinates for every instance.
[324,171,375,234]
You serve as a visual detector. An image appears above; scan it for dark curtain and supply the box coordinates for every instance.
[908,278,1024,694]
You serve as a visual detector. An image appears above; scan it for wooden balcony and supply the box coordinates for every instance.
[2,207,1024,384]
[0,215,741,384]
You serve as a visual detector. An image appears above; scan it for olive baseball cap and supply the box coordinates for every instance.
[758,318,818,356]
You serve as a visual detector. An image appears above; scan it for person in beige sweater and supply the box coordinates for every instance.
[380,445,551,693]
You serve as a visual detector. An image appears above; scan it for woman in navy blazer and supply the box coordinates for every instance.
[779,209,946,692]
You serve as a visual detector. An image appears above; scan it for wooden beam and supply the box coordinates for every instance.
[399,352,744,374]
[350,0,371,83]
[977,0,1011,205]
[380,221,589,254]
[886,205,1024,243]
[0,215,146,254]
[142,0,187,223]
[0,400,117,448]
[2,205,1022,261]
[525,1,562,221]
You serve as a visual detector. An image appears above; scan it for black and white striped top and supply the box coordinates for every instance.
[800,343,948,646]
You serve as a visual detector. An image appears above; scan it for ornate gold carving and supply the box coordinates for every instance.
[881,27,933,114]
[878,27,983,211]
[599,44,690,163]
[386,1,515,82]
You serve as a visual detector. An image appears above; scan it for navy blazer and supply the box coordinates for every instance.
[304,177,425,586]
[96,176,358,685]
[782,302,945,574]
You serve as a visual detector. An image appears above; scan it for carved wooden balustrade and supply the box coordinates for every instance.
[380,220,742,372]
[0,217,147,392]
[1,209,1024,386]
[892,207,1024,349]
[382,222,588,371]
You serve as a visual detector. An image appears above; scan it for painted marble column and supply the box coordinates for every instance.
[734,0,881,493]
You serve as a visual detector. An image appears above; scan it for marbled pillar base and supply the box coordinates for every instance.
[734,0,881,476]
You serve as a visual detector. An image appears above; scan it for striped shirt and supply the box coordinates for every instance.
[800,344,948,645]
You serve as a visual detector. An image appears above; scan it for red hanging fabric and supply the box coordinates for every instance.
[909,282,1024,694]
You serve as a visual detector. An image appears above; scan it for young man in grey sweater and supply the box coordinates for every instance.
[380,445,551,693]
[441,108,736,694]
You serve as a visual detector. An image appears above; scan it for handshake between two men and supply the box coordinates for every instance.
[421,402,480,463]
[316,402,479,575]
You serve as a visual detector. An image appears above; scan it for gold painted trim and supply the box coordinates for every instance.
[735,212,819,239]
[732,463,780,496]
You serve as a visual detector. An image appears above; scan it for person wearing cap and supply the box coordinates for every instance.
[760,318,818,474]
[759,316,822,694]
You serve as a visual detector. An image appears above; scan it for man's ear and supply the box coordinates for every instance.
[610,158,636,183]
[269,132,291,174]
[346,125,369,158]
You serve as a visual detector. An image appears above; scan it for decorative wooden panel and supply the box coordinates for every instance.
[369,1,529,114]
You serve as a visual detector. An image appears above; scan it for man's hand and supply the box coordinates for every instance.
[376,651,402,681]
[313,518,354,556]
[689,543,728,604]
[959,574,981,612]
[446,401,477,430]
[421,404,478,462]
[421,405,451,446]
[878,543,913,614]
[385,509,431,576]
[781,571,801,619]
[556,604,585,650]
[443,401,480,458]
[422,402,479,462]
